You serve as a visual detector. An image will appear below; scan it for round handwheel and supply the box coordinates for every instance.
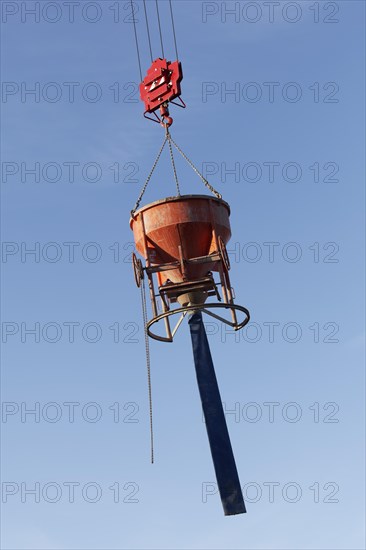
[132,253,144,288]
[218,235,230,272]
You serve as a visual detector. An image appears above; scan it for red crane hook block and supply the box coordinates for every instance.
[139,58,185,126]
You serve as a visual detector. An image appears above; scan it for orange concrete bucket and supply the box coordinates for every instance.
[130,194,231,284]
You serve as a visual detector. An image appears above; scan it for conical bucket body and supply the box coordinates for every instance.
[130,195,231,283]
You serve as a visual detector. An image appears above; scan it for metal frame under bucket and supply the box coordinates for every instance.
[131,196,250,342]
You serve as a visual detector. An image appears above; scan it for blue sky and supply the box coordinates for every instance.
[1,1,365,549]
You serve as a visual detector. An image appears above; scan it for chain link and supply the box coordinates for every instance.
[141,277,154,464]
[168,134,222,199]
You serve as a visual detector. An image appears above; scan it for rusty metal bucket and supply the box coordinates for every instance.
[130,194,231,284]
[130,194,249,342]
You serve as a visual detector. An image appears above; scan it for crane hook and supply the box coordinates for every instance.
[159,103,173,128]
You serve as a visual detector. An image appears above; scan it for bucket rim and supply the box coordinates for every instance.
[130,194,230,226]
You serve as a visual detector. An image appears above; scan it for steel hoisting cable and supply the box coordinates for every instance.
[143,0,153,63]
[155,0,165,59]
[141,277,154,464]
[130,0,142,81]
[130,0,181,83]
[166,127,180,196]
[168,0,179,60]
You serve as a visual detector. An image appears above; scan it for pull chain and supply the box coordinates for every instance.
[141,277,154,464]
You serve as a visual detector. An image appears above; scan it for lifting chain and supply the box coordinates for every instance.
[140,277,154,464]
[168,134,222,200]
[131,128,222,216]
